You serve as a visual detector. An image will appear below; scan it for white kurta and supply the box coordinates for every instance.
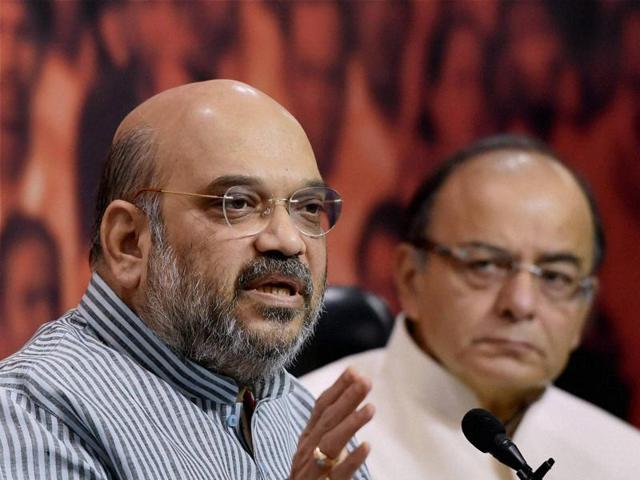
[302,316,640,479]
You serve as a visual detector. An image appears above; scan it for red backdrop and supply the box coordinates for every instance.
[1,0,639,425]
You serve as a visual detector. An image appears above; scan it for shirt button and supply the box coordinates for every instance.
[226,414,238,427]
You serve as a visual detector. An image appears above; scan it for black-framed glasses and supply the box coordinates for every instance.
[410,237,598,302]
[134,185,342,238]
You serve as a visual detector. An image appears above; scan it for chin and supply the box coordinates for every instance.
[248,321,299,341]
[468,358,545,388]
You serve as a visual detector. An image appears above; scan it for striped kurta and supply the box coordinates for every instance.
[0,273,369,479]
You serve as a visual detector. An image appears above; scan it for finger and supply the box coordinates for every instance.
[328,442,370,480]
[315,379,371,435]
[317,403,375,459]
[306,368,362,430]
[293,402,373,477]
[291,403,373,479]
[300,377,371,453]
[299,369,368,449]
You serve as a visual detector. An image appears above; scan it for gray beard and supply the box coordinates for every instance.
[138,231,325,386]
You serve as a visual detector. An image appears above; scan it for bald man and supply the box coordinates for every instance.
[303,134,640,479]
[0,80,373,480]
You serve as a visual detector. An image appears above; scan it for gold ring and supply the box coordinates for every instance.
[313,446,337,469]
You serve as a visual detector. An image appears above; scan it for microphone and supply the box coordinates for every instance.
[461,408,531,473]
[461,408,555,480]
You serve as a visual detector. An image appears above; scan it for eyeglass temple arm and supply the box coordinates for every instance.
[132,188,228,201]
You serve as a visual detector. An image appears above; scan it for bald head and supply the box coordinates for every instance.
[117,79,314,175]
[89,79,317,265]
[116,79,302,142]
[404,134,604,273]
[431,150,597,273]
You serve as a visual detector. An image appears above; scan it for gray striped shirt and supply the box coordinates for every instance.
[0,273,369,479]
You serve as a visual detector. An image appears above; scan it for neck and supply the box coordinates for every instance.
[475,387,544,435]
[404,319,545,433]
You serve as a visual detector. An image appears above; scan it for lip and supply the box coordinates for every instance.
[240,274,305,308]
[473,337,543,357]
[243,274,303,294]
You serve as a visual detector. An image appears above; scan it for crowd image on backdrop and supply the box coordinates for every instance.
[1,0,639,428]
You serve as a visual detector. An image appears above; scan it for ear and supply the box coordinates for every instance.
[393,243,423,320]
[99,200,151,290]
[570,281,598,350]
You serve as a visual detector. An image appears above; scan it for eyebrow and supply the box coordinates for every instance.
[536,252,582,268]
[459,241,583,267]
[202,175,260,193]
[201,175,329,194]
[458,241,511,256]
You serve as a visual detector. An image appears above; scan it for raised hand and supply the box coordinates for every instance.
[291,368,375,479]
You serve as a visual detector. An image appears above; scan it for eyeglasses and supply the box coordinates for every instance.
[410,238,597,302]
[134,185,342,237]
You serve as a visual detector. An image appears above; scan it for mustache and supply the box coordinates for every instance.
[237,254,313,298]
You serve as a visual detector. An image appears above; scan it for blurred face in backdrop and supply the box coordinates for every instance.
[0,2,42,178]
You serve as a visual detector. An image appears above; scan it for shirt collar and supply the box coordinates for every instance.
[382,314,480,420]
[78,273,293,404]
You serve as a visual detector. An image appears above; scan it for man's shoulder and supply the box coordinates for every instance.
[300,347,387,398]
[0,308,110,400]
[2,310,81,371]
[517,386,640,476]
[540,386,640,441]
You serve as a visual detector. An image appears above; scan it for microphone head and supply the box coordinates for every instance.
[461,408,506,453]
[461,408,530,472]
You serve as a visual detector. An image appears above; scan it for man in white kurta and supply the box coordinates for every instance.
[303,135,640,479]
[303,316,640,479]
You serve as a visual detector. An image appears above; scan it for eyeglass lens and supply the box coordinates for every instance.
[439,245,590,301]
[222,186,342,237]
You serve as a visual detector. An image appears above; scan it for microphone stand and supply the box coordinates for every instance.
[516,458,555,480]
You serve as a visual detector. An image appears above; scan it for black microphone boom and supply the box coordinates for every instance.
[461,408,555,480]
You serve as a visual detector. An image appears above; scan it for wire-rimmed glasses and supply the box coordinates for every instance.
[134,185,342,238]
[410,237,597,302]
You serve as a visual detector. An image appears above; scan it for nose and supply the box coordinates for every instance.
[253,203,306,257]
[494,269,538,322]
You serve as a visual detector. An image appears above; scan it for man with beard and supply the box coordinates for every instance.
[0,79,373,479]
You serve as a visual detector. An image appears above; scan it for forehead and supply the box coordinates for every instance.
[153,94,321,193]
[429,150,596,267]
